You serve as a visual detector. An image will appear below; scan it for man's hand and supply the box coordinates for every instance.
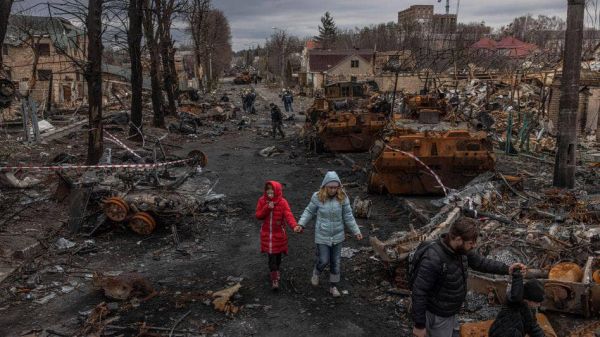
[412,327,426,337]
[268,201,274,209]
[509,263,527,275]
[294,226,303,233]
[355,233,363,240]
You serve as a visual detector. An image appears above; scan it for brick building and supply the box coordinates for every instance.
[397,5,457,50]
[2,15,87,107]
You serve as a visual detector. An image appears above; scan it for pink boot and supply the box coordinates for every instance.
[270,271,279,290]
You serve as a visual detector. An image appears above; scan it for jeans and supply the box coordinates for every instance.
[314,243,342,284]
[272,122,285,138]
[425,312,460,337]
[284,102,293,113]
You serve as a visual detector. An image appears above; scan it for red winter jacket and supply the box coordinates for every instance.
[256,181,298,254]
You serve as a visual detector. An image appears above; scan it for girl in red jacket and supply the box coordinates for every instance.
[256,181,302,290]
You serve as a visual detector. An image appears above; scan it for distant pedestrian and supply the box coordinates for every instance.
[247,89,257,114]
[282,90,294,113]
[270,103,285,138]
[297,171,363,297]
[255,181,302,290]
[220,93,229,102]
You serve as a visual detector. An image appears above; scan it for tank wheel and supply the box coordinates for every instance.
[103,197,130,222]
[129,212,157,235]
[188,150,208,168]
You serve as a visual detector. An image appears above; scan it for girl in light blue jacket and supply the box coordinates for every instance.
[298,171,363,297]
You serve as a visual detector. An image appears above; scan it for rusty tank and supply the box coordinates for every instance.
[233,71,252,85]
[367,92,496,195]
[304,81,389,153]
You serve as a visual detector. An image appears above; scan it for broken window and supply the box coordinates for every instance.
[2,44,8,56]
[37,69,52,81]
[36,43,51,56]
[351,60,359,68]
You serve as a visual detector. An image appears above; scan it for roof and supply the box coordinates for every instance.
[102,64,151,90]
[5,15,84,51]
[471,36,538,58]
[308,49,374,73]
[470,37,496,50]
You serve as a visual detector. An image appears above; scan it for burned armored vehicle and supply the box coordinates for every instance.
[367,91,496,195]
[304,81,390,153]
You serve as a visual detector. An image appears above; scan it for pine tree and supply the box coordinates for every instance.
[315,11,337,49]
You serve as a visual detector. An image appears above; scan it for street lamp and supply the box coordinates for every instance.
[272,27,286,88]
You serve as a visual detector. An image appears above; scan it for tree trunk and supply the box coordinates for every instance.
[160,24,176,116]
[128,0,144,138]
[86,0,104,164]
[142,0,164,128]
[0,0,13,69]
[553,0,584,188]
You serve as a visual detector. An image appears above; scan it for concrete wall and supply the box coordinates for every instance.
[374,74,424,93]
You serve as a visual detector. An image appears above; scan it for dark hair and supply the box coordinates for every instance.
[449,217,480,242]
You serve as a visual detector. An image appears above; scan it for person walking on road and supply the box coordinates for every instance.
[270,103,285,139]
[282,90,294,113]
[297,171,363,297]
[255,181,302,291]
[410,217,526,337]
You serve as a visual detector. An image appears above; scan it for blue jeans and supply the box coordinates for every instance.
[284,102,293,113]
[314,243,342,284]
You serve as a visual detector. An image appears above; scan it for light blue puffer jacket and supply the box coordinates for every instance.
[298,171,361,246]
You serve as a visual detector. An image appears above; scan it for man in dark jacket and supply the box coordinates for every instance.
[270,103,285,138]
[489,269,545,337]
[411,217,526,337]
[282,90,294,113]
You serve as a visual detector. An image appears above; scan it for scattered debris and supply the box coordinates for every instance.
[210,283,241,315]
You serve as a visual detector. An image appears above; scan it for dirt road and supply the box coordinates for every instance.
[0,81,408,337]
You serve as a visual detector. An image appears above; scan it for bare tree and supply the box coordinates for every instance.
[7,15,46,97]
[0,0,14,71]
[157,0,182,117]
[187,0,211,88]
[187,2,232,90]
[86,0,104,164]
[128,0,144,137]
[142,0,165,127]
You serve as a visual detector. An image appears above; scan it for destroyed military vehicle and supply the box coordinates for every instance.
[367,90,496,195]
[304,81,390,153]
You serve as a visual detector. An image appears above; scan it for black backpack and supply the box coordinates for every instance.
[407,240,446,289]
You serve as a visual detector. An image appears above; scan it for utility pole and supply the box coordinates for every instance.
[553,0,585,188]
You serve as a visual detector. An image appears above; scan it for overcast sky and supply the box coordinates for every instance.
[14,0,570,51]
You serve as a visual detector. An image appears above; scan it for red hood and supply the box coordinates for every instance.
[264,180,283,201]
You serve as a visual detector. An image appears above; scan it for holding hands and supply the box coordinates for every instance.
[294,226,303,233]
[509,262,527,275]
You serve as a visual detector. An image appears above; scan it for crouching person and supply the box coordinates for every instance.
[489,268,546,337]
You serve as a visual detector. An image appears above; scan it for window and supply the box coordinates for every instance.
[351,60,359,68]
[37,69,52,81]
[36,43,50,56]
[2,44,8,56]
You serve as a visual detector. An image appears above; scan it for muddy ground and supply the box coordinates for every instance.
[0,80,595,337]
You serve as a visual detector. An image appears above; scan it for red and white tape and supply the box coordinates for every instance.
[105,130,143,160]
[0,157,195,173]
[384,144,449,196]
